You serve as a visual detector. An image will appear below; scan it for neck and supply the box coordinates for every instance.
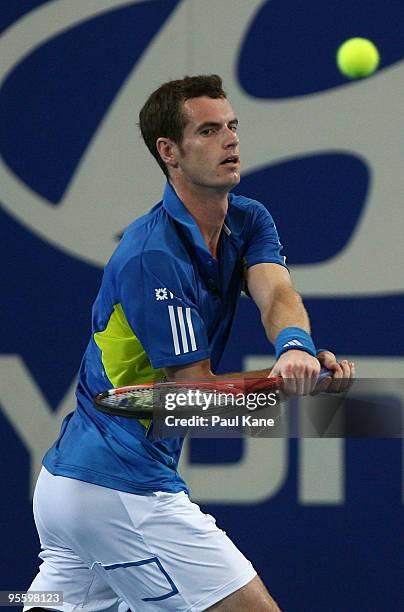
[171,181,228,259]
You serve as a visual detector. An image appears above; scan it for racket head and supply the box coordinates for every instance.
[94,384,156,419]
[93,377,284,420]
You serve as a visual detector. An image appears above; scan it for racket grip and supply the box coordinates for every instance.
[318,368,333,381]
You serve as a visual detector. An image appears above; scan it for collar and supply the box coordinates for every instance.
[162,182,244,243]
[163,182,212,259]
[163,182,244,291]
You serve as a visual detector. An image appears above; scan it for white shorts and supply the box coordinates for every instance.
[24,468,256,611]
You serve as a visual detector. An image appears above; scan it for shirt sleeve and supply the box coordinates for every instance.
[117,250,210,368]
[243,201,287,269]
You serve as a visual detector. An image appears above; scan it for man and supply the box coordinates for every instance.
[25,75,354,611]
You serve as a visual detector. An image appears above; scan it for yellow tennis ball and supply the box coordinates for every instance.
[336,38,380,79]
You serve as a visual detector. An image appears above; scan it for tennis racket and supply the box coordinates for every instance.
[94,370,332,420]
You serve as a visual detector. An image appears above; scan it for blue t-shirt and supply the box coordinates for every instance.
[43,183,286,494]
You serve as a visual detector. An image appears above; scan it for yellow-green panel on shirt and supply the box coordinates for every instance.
[94,303,164,428]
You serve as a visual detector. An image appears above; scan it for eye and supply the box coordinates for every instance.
[229,123,238,132]
[200,128,215,136]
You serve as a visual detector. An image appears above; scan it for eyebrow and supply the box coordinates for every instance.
[195,118,239,132]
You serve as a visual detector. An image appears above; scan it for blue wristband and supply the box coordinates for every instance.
[275,327,316,360]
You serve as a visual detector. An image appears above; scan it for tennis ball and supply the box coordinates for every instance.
[336,38,380,79]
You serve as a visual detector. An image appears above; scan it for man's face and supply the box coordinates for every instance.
[173,96,240,191]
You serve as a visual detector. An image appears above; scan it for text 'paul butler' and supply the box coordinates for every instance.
[164,414,276,428]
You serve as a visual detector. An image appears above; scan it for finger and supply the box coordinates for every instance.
[296,361,321,395]
[295,375,305,396]
[282,363,297,396]
[309,367,322,394]
[341,361,356,393]
[302,369,314,395]
[283,376,297,396]
[299,361,316,396]
[268,368,277,379]
[339,360,351,391]
[329,360,354,394]
[335,360,352,393]
[317,350,336,369]
[292,363,306,396]
[326,362,344,393]
[304,376,314,396]
[326,361,343,377]
[311,362,322,392]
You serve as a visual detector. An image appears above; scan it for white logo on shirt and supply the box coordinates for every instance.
[155,288,168,300]
[155,288,174,301]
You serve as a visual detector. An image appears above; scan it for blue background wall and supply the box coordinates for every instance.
[1,1,403,610]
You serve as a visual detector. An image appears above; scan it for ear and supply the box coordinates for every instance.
[156,137,179,170]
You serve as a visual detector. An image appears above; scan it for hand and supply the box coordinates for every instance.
[269,350,321,396]
[314,350,356,394]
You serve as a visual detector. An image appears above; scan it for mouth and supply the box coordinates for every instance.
[220,155,239,167]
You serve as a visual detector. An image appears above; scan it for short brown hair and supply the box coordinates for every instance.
[138,74,226,178]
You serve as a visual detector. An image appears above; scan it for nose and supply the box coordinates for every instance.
[223,126,239,149]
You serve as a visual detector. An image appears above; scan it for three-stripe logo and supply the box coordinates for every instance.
[168,306,197,355]
[282,339,303,348]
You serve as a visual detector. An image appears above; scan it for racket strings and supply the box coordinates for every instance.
[104,386,233,408]
[102,387,155,410]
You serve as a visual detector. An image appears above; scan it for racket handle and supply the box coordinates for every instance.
[318,368,333,381]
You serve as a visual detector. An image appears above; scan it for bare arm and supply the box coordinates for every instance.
[246,262,320,393]
[245,263,310,343]
[165,358,272,383]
